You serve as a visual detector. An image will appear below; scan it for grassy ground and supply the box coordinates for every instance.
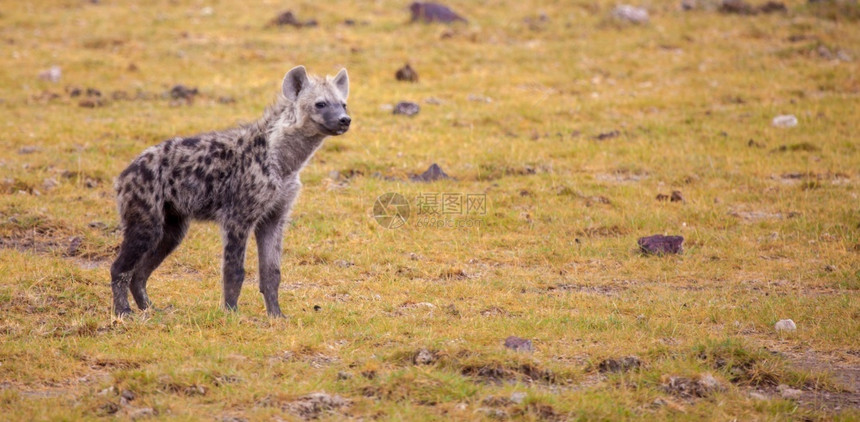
[1,0,859,420]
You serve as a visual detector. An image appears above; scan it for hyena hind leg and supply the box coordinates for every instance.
[129,210,189,310]
[111,222,163,316]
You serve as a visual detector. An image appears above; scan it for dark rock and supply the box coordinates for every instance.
[410,2,468,24]
[410,163,450,182]
[66,86,82,97]
[594,130,620,141]
[121,389,135,401]
[79,98,107,108]
[395,64,419,82]
[18,146,39,154]
[169,85,198,100]
[393,101,420,116]
[503,336,533,352]
[758,1,787,12]
[598,356,642,373]
[268,10,316,28]
[670,190,684,202]
[86,88,102,97]
[719,0,756,14]
[637,235,684,255]
[656,193,669,201]
[66,237,83,257]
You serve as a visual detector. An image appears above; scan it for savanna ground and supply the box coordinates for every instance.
[1,0,859,420]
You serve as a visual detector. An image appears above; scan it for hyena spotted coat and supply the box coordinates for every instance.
[111,66,350,317]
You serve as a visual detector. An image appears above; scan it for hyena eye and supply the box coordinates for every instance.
[342,103,347,110]
[314,102,327,109]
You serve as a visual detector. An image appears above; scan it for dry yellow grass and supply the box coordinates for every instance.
[1,0,858,420]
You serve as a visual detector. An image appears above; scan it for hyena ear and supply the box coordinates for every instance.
[333,68,349,99]
[282,65,309,101]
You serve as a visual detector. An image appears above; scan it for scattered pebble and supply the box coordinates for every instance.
[638,235,684,255]
[593,130,620,141]
[269,10,317,28]
[510,391,527,404]
[662,373,725,398]
[824,264,837,272]
[777,384,803,399]
[38,66,62,82]
[720,0,755,14]
[287,393,348,420]
[612,5,650,24]
[393,101,420,116]
[598,356,642,373]
[749,391,768,401]
[410,163,450,182]
[395,64,419,82]
[466,94,493,103]
[336,371,352,380]
[772,114,798,128]
[42,178,58,190]
[410,2,468,24]
[129,407,155,420]
[503,336,533,352]
[66,236,83,257]
[169,85,198,101]
[18,146,39,155]
[413,348,436,365]
[774,319,796,332]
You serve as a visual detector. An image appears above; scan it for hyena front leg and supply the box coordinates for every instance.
[221,223,252,312]
[255,208,287,317]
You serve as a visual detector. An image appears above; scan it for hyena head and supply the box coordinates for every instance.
[281,65,351,136]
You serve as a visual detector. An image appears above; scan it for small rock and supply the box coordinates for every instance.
[18,146,39,154]
[638,235,684,255]
[268,10,317,28]
[393,101,420,116]
[774,319,796,332]
[510,391,526,404]
[662,373,725,398]
[79,98,107,108]
[593,130,620,141]
[656,193,669,201]
[749,391,768,401]
[758,1,787,13]
[333,259,353,268]
[129,407,155,420]
[97,386,116,396]
[612,5,649,24]
[670,190,684,202]
[67,236,83,257]
[121,390,135,402]
[824,265,837,272]
[772,114,798,128]
[169,85,198,101]
[410,163,450,182]
[598,356,642,373]
[38,66,62,82]
[503,336,533,352]
[336,371,352,380]
[409,2,468,24]
[395,64,419,82]
[777,384,803,399]
[42,178,58,190]
[719,0,755,14]
[413,348,436,365]
[466,94,493,103]
[217,96,236,104]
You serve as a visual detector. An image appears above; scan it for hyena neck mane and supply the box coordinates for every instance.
[251,97,326,177]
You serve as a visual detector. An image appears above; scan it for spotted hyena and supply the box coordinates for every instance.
[111,66,350,317]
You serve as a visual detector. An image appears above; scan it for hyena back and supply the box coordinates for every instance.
[111,66,350,317]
